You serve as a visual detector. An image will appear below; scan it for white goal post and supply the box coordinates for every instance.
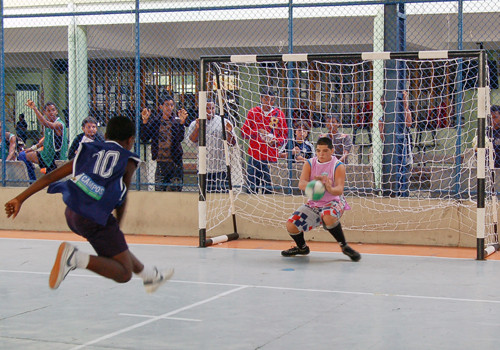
[197,50,497,260]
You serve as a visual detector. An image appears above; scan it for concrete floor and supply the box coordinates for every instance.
[1,237,500,350]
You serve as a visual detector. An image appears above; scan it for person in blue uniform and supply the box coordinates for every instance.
[67,116,105,160]
[4,116,173,293]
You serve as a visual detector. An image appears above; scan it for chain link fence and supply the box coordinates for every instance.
[1,0,499,192]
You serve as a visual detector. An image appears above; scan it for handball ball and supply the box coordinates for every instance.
[305,180,325,201]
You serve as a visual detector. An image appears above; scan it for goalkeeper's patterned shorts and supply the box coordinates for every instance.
[288,200,346,233]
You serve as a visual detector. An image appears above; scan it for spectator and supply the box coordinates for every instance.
[292,100,312,129]
[352,102,373,146]
[415,105,428,148]
[379,91,412,144]
[322,114,352,164]
[416,101,439,148]
[18,100,68,182]
[0,123,19,161]
[15,113,28,143]
[187,99,236,193]
[279,121,314,163]
[68,116,105,160]
[385,91,413,197]
[397,91,414,196]
[489,105,500,168]
[241,88,288,194]
[377,97,386,142]
[140,95,187,192]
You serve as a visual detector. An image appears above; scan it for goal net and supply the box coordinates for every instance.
[197,51,497,259]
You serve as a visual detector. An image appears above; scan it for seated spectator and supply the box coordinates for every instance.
[0,123,19,161]
[279,121,314,163]
[17,100,68,182]
[321,114,352,164]
[68,117,105,160]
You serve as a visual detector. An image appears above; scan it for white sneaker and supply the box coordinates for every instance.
[49,242,77,289]
[143,267,174,293]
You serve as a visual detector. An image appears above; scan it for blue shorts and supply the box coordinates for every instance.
[64,207,128,258]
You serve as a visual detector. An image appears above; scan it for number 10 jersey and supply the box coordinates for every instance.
[48,141,141,226]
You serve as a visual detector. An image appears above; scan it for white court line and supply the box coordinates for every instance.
[2,269,500,305]
[3,236,498,261]
[0,270,251,288]
[255,285,500,304]
[135,279,500,305]
[119,313,202,322]
[69,285,248,350]
[3,268,500,348]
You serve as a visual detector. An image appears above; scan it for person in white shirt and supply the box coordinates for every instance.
[187,99,236,192]
[322,114,352,164]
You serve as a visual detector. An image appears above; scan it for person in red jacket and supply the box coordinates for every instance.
[241,88,288,194]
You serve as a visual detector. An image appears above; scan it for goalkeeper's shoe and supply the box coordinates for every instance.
[49,242,77,289]
[281,245,310,257]
[143,267,174,293]
[342,244,361,262]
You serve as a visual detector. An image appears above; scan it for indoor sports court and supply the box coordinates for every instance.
[1,231,499,350]
[2,1,500,349]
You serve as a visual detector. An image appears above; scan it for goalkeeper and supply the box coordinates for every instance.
[282,137,361,261]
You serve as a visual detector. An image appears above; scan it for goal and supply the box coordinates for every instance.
[197,50,498,259]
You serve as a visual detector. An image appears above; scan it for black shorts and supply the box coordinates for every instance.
[64,207,128,258]
[36,152,57,173]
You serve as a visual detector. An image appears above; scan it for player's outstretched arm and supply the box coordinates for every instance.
[4,160,74,219]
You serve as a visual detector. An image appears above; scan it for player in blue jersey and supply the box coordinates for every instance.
[5,116,173,293]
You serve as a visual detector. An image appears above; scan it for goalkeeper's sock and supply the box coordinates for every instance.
[327,222,347,247]
[291,232,307,249]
